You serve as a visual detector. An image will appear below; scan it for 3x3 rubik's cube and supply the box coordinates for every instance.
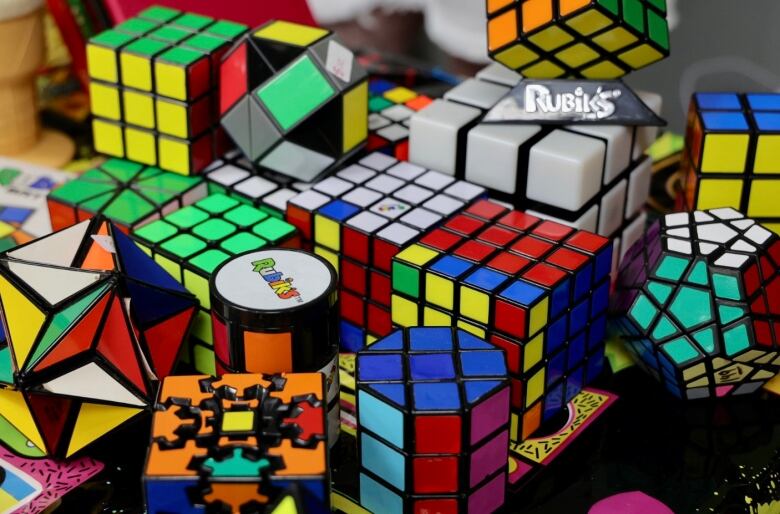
[368,79,433,161]
[87,6,248,175]
[682,93,780,234]
[392,199,612,441]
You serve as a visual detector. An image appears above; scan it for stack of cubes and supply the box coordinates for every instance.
[486,0,670,79]
[392,199,612,442]
[131,194,299,373]
[368,79,433,160]
[47,158,206,232]
[87,6,247,175]
[356,327,509,514]
[285,152,486,351]
[409,63,660,265]
[681,93,780,234]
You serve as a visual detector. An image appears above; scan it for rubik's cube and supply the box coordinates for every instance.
[131,194,299,374]
[486,0,670,78]
[367,79,433,161]
[356,327,509,514]
[613,208,780,400]
[204,150,313,220]
[409,64,661,265]
[285,152,486,351]
[87,6,248,175]
[681,93,780,234]
[144,373,329,514]
[219,20,368,183]
[0,217,198,457]
[47,158,207,233]
[392,199,612,442]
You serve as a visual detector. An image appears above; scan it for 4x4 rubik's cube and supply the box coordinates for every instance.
[87,6,248,175]
[682,93,780,234]
[392,199,612,442]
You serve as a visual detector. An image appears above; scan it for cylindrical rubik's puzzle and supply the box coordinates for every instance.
[285,152,486,351]
[392,199,612,442]
[210,248,341,443]
[87,6,248,175]
[681,93,780,234]
[356,327,510,514]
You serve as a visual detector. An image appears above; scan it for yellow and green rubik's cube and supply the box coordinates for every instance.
[131,193,299,374]
[87,6,248,175]
[486,0,670,79]
[682,93,780,234]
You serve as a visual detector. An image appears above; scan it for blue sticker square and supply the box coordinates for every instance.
[0,207,31,223]
[567,333,586,370]
[409,353,456,380]
[413,382,461,410]
[747,93,780,111]
[594,245,613,282]
[550,279,570,318]
[590,280,610,317]
[358,354,403,381]
[547,316,568,354]
[701,111,749,131]
[696,93,741,110]
[753,112,780,131]
[460,350,506,377]
[369,79,397,95]
[409,327,453,351]
[569,299,589,336]
[463,267,509,292]
[457,329,494,350]
[371,329,404,351]
[588,315,607,351]
[429,255,473,279]
[565,366,584,402]
[586,347,605,383]
[340,320,365,352]
[572,262,593,302]
[464,380,503,403]
[499,279,545,306]
[547,350,566,387]
[542,383,564,422]
[318,199,360,222]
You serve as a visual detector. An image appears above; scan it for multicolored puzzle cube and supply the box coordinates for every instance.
[47,158,207,233]
[285,152,486,351]
[613,208,780,399]
[219,20,368,183]
[392,199,612,442]
[87,6,248,174]
[204,150,313,219]
[145,373,329,514]
[367,78,433,161]
[0,217,198,457]
[131,194,299,373]
[681,93,780,234]
[486,0,670,78]
[356,327,509,514]
[409,65,661,264]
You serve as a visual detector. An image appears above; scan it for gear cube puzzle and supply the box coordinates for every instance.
[0,218,198,457]
[144,373,329,514]
[87,6,249,175]
[486,0,670,78]
[613,208,780,400]
[131,194,299,374]
[392,199,612,442]
[409,65,660,264]
[356,327,510,514]
[681,93,780,234]
[47,158,207,233]
[367,78,433,161]
[219,20,368,183]
[204,150,313,220]
[285,152,486,351]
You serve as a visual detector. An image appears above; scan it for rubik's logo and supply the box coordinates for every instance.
[252,257,301,302]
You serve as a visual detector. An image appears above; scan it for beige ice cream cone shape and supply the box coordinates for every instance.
[0,0,73,166]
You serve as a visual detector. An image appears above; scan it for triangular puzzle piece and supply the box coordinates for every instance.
[66,401,142,457]
[7,261,104,306]
[96,295,148,396]
[143,307,195,378]
[8,219,90,267]
[0,274,45,370]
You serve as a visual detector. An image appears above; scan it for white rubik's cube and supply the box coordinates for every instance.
[409,63,661,269]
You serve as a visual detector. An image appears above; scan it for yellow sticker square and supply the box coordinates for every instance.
[343,81,368,152]
[156,98,189,138]
[748,179,780,217]
[93,119,124,158]
[254,21,328,47]
[392,294,418,327]
[459,286,490,324]
[155,61,187,101]
[123,90,155,129]
[495,44,539,69]
[125,127,157,166]
[523,333,544,372]
[425,273,454,311]
[314,214,341,251]
[754,135,780,173]
[158,136,191,175]
[696,179,744,210]
[90,82,121,120]
[423,306,452,326]
[701,134,749,173]
[526,367,546,407]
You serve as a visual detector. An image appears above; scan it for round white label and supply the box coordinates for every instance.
[214,250,332,311]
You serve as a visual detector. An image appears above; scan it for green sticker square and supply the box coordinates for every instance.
[160,233,207,258]
[252,217,295,243]
[134,220,178,244]
[192,218,237,242]
[196,194,239,214]
[223,204,267,227]
[220,232,267,255]
[166,205,209,228]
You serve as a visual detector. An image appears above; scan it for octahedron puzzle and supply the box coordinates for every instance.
[392,199,612,442]
[144,373,329,514]
[409,65,661,263]
[204,150,313,220]
[0,218,198,457]
[614,208,780,399]
[367,78,433,161]
[131,194,299,374]
[486,0,670,78]
[47,158,207,233]
[356,327,510,514]
[681,93,780,234]
[219,20,368,183]
[285,152,486,351]
[87,6,248,175]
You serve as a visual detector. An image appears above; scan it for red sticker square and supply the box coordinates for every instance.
[444,214,485,236]
[367,303,392,336]
[489,333,521,374]
[494,299,527,339]
[466,199,507,220]
[413,456,459,493]
[370,270,392,306]
[497,210,540,232]
[415,415,461,453]
[340,258,367,296]
[373,238,400,273]
[420,228,463,252]
[340,290,365,326]
[533,220,574,242]
[343,225,371,264]
[478,225,519,247]
[522,263,567,288]
[511,235,553,259]
[546,247,589,272]
[565,230,609,254]
[454,240,496,263]
[414,499,458,514]
[487,252,530,275]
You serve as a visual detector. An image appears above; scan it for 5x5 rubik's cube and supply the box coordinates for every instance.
[682,93,780,234]
[87,6,248,175]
